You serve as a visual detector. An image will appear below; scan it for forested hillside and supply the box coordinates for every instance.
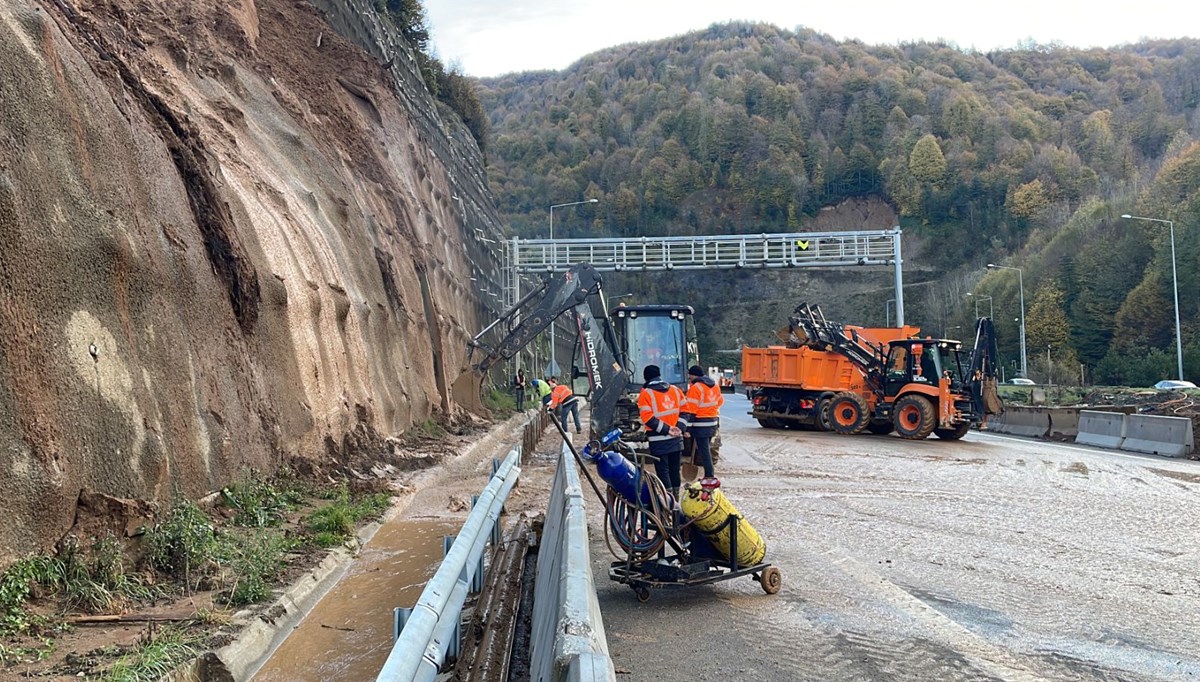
[478,23,1200,385]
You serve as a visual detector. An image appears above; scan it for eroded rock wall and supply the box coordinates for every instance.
[0,0,503,560]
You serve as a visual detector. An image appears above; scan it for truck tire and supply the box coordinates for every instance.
[827,392,870,435]
[866,420,894,435]
[934,422,971,440]
[756,417,782,429]
[893,394,936,440]
[815,397,834,432]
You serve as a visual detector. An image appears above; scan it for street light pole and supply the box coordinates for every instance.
[1122,214,1184,380]
[966,293,993,318]
[987,264,1026,378]
[547,198,599,376]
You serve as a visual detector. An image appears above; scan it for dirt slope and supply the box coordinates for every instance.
[0,0,502,560]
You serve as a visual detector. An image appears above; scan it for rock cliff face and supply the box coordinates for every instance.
[0,0,504,560]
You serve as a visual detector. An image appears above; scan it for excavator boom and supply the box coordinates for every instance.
[461,263,627,435]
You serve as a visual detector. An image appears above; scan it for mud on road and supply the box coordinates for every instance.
[593,394,1200,681]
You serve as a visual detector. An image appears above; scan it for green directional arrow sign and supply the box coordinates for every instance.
[797,240,810,250]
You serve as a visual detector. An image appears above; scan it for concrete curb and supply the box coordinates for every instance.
[167,408,544,681]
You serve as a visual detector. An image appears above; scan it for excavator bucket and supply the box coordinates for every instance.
[450,368,490,416]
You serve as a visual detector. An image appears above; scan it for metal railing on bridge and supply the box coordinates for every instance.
[509,229,901,273]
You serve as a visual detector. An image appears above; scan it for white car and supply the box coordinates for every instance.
[1008,378,1036,385]
[1153,379,1198,390]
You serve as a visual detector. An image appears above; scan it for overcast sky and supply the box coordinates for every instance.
[423,0,1197,78]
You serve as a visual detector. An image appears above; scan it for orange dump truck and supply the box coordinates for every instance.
[742,326,920,432]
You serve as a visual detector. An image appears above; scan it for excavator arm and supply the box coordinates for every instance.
[464,263,627,435]
[968,317,1004,417]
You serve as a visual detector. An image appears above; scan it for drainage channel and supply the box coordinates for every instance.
[252,518,459,681]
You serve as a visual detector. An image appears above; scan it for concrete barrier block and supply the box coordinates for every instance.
[1120,413,1195,458]
[1075,410,1126,449]
[990,406,1049,438]
[1046,408,1080,440]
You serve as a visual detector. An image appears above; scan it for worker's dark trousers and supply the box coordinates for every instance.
[689,424,717,477]
[650,442,683,493]
[559,400,581,433]
[515,388,525,411]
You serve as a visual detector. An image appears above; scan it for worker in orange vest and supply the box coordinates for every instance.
[637,364,686,502]
[679,364,724,483]
[547,377,582,434]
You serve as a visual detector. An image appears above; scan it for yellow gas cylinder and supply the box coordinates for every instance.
[679,481,766,566]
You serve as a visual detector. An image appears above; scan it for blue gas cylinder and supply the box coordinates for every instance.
[592,448,653,505]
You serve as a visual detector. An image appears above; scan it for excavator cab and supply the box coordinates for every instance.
[607,305,698,392]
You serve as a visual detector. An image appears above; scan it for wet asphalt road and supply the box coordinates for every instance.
[589,394,1200,681]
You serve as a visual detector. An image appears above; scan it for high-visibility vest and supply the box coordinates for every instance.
[683,381,724,427]
[638,385,685,442]
[549,384,575,409]
[531,379,552,399]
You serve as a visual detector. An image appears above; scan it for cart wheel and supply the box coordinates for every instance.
[635,586,651,603]
[759,567,782,595]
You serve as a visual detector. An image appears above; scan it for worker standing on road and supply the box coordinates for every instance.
[679,364,724,482]
[638,364,686,503]
[547,377,582,434]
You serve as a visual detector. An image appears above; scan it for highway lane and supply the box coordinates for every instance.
[590,394,1200,681]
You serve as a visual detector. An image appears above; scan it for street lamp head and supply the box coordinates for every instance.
[1121,214,1132,219]
[986,264,996,269]
[587,198,599,203]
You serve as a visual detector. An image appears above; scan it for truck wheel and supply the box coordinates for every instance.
[893,394,936,439]
[815,397,833,432]
[934,422,972,440]
[827,392,870,435]
[756,418,781,429]
[866,420,894,435]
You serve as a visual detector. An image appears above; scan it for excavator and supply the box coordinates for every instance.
[459,263,780,601]
[458,262,699,444]
[745,303,1003,439]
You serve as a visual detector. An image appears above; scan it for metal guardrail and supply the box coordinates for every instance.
[377,449,522,682]
[510,230,900,273]
[530,441,616,682]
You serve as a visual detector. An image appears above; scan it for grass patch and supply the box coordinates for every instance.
[219,531,296,606]
[220,473,303,528]
[144,503,218,591]
[0,533,157,642]
[303,487,392,548]
[101,627,201,682]
[483,388,516,416]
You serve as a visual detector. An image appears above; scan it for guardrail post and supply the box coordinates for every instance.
[444,535,455,557]
[392,607,412,643]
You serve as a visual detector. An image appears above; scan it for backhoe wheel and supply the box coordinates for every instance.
[758,566,782,595]
[815,397,834,432]
[934,422,972,440]
[827,392,870,435]
[893,394,937,440]
[866,420,894,436]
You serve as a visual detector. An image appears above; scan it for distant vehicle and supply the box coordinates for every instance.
[1153,380,1198,390]
[1008,378,1036,385]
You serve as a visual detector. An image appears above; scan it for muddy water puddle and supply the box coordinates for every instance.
[253,518,459,682]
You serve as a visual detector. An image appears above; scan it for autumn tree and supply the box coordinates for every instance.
[908,134,947,184]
